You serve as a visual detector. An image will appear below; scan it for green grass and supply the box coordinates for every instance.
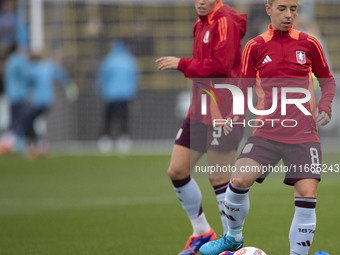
[0,153,339,254]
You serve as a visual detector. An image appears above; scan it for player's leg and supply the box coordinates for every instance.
[289,179,318,255]
[15,103,29,150]
[200,157,259,255]
[206,125,244,235]
[169,144,208,234]
[170,145,218,255]
[103,102,113,136]
[98,102,114,152]
[284,142,321,255]
[225,157,261,237]
[23,107,39,145]
[118,101,129,135]
[116,101,131,152]
[169,119,216,255]
[207,149,236,235]
[200,137,282,255]
[23,107,46,158]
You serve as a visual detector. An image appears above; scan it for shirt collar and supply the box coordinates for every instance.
[268,23,294,37]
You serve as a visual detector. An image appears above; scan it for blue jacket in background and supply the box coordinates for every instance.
[26,60,71,108]
[98,41,139,103]
[4,51,28,105]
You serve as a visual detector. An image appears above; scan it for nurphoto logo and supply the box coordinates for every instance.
[200,83,312,128]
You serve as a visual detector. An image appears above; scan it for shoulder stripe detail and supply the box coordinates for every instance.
[218,17,228,42]
[289,29,300,40]
[241,41,251,73]
[242,40,256,74]
[259,30,273,43]
[307,36,326,67]
[242,40,255,70]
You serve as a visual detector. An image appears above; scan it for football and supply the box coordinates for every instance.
[233,247,267,255]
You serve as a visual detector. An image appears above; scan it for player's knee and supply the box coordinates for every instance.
[231,178,253,189]
[168,163,189,180]
[294,179,318,198]
[295,188,317,198]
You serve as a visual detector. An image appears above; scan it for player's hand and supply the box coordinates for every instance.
[224,116,239,135]
[316,108,330,126]
[155,56,180,71]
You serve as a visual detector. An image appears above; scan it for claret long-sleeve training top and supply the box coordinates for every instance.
[240,24,336,144]
[177,0,247,125]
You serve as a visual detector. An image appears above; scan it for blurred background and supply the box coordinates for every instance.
[0,0,339,155]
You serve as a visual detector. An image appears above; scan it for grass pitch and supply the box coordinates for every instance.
[0,153,339,254]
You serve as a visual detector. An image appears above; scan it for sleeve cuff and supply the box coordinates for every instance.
[318,103,332,119]
[177,58,187,73]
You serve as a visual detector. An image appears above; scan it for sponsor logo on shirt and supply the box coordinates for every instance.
[262,55,272,64]
[211,138,219,146]
[203,30,210,44]
[296,51,306,64]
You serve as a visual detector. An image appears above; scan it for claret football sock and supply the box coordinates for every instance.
[225,181,250,241]
[172,177,210,236]
[289,197,317,255]
[214,182,229,234]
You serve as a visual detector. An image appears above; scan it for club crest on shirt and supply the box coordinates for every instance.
[296,51,306,65]
[203,30,210,43]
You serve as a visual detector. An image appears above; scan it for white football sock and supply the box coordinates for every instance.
[289,198,317,255]
[225,181,249,241]
[172,177,210,236]
[214,182,229,234]
[190,213,211,236]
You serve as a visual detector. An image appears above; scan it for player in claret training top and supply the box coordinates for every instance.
[200,0,336,254]
[156,0,246,254]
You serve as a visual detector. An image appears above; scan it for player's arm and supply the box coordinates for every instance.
[308,36,336,125]
[178,17,243,78]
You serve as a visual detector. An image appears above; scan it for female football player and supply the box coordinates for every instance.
[156,0,246,254]
[200,0,336,254]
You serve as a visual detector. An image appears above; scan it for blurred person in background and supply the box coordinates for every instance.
[23,50,78,159]
[0,44,28,154]
[0,0,17,135]
[97,39,139,153]
[156,0,247,254]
